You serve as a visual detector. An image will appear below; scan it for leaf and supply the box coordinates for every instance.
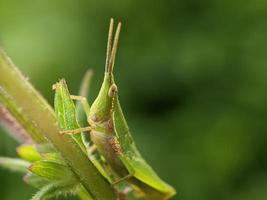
[76,69,93,127]
[42,153,66,165]
[89,155,112,183]
[76,70,93,149]
[0,157,30,173]
[29,160,75,182]
[54,79,112,183]
[24,172,50,188]
[16,145,42,162]
[54,79,86,151]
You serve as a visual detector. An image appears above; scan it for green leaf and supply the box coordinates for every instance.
[16,145,42,162]
[29,160,75,182]
[54,79,86,152]
[24,172,50,188]
[76,69,93,128]
[76,70,93,149]
[54,79,112,183]
[0,157,30,173]
[42,153,65,165]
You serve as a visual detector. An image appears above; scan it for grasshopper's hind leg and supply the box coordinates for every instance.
[70,94,93,149]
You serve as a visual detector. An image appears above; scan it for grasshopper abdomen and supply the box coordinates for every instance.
[90,130,128,177]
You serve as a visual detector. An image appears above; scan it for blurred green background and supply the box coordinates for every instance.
[1,0,267,199]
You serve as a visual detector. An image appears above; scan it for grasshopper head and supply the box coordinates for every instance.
[89,19,121,126]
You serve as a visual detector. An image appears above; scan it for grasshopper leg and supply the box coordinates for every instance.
[87,144,97,155]
[59,126,92,135]
[112,173,133,186]
[70,95,92,148]
[70,95,90,115]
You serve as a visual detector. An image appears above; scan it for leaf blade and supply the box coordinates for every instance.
[29,160,74,182]
[54,79,86,151]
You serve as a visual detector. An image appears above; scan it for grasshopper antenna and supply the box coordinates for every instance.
[105,18,114,73]
[106,20,121,74]
[109,22,121,74]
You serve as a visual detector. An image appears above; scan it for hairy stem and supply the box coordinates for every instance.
[0,49,117,200]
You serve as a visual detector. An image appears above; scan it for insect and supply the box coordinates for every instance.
[57,19,176,200]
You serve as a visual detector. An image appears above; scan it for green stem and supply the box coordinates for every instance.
[0,87,46,143]
[78,185,94,200]
[31,182,74,200]
[0,157,30,173]
[0,49,117,200]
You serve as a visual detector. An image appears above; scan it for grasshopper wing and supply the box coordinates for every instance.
[112,96,176,197]
[120,154,176,196]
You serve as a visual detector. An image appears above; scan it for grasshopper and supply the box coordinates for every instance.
[60,19,176,200]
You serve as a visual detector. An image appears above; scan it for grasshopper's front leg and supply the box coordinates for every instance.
[70,95,90,115]
[62,94,95,154]
[59,126,92,135]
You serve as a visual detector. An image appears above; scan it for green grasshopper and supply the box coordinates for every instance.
[60,19,176,200]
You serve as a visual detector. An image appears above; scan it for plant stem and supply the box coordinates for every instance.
[0,49,117,200]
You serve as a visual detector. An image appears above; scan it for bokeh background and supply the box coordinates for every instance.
[1,0,267,199]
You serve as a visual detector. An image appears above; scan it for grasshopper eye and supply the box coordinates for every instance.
[108,84,117,98]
